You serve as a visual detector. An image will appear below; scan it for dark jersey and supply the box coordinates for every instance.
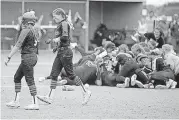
[74,60,97,84]
[119,59,140,77]
[55,20,70,47]
[144,32,165,48]
[16,28,38,54]
[62,60,98,84]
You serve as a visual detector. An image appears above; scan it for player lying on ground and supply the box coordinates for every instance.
[5,11,40,110]
[36,8,91,105]
[134,54,177,89]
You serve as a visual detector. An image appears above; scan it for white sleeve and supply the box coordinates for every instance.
[96,50,107,58]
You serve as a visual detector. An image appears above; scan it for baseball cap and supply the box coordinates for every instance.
[52,8,66,16]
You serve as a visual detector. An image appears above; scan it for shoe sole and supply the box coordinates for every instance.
[131,75,137,86]
[36,96,51,104]
[25,108,39,110]
[6,105,20,109]
[57,80,68,86]
[125,79,130,88]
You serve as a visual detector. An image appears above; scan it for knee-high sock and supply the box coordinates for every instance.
[29,85,37,96]
[74,76,86,92]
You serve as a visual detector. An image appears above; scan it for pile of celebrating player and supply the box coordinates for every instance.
[4,8,179,110]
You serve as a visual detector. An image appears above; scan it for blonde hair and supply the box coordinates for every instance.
[131,43,146,56]
[118,44,129,53]
[162,44,174,53]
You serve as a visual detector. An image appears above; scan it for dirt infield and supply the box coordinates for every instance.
[1,51,179,119]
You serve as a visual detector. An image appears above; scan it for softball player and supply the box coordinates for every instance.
[37,8,91,105]
[5,11,39,110]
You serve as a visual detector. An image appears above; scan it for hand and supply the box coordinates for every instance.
[52,47,57,53]
[5,57,11,66]
[45,39,52,44]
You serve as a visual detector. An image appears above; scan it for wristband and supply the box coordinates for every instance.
[7,57,11,60]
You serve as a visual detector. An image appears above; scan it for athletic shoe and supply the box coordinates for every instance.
[82,90,92,105]
[95,80,102,86]
[39,77,46,82]
[144,84,149,89]
[57,76,62,81]
[148,83,154,89]
[24,104,39,110]
[171,81,177,89]
[166,79,174,88]
[36,95,52,104]
[57,79,67,86]
[116,83,125,88]
[6,101,20,108]
[155,85,167,89]
[131,74,137,86]
[62,85,75,91]
[124,77,130,88]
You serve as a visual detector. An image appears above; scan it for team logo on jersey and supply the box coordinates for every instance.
[86,61,96,67]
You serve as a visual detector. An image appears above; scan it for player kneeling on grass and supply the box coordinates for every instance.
[5,11,40,110]
[37,8,91,105]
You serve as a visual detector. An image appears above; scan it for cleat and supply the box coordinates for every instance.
[6,101,20,108]
[39,77,46,82]
[84,84,90,90]
[149,83,154,89]
[116,83,125,88]
[171,81,177,89]
[131,74,137,86]
[95,80,102,86]
[82,90,92,105]
[62,85,75,91]
[57,76,62,81]
[124,77,130,88]
[166,79,174,88]
[24,104,39,110]
[36,95,52,104]
[57,79,67,86]
[144,84,149,89]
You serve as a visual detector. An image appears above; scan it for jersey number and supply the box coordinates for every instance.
[34,40,38,46]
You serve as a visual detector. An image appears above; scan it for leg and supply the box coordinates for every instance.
[62,48,91,105]
[37,55,63,104]
[22,54,39,110]
[135,69,149,84]
[150,71,170,86]
[175,74,179,88]
[6,63,24,108]
[14,63,24,98]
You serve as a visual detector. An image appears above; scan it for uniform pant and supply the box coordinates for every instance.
[150,69,175,86]
[135,69,150,84]
[50,48,81,89]
[14,53,37,96]
[175,73,179,88]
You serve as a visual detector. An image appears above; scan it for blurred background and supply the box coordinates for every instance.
[1,0,179,52]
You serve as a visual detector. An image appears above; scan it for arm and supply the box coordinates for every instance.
[96,50,107,59]
[46,21,69,44]
[5,29,30,65]
[144,32,154,40]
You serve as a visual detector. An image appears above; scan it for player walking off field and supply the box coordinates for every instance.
[5,11,39,110]
[37,8,91,105]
